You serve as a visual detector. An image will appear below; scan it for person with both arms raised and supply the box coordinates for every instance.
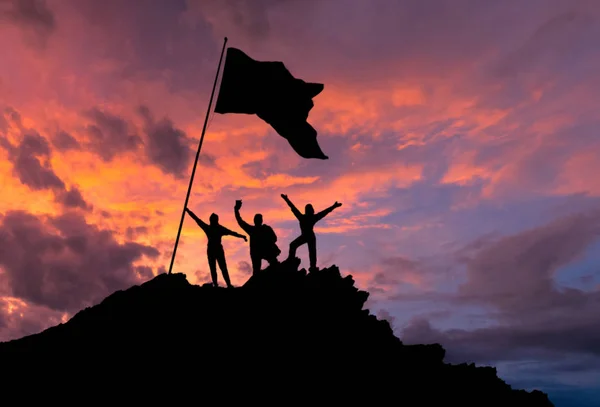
[185,207,247,288]
[280,194,342,273]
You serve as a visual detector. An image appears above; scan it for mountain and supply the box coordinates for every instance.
[0,258,554,406]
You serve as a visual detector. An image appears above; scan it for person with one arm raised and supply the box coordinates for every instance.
[185,207,247,288]
[234,199,281,275]
[280,194,342,273]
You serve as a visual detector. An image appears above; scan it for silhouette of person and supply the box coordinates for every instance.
[280,194,342,272]
[185,208,247,288]
[234,199,281,275]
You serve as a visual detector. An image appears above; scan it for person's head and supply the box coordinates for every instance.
[254,214,263,226]
[209,213,219,225]
[305,204,314,215]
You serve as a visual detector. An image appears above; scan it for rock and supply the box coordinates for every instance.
[0,260,554,406]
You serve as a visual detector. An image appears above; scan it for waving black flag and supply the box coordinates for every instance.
[214,47,327,159]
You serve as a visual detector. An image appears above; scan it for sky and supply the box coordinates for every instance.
[0,0,599,404]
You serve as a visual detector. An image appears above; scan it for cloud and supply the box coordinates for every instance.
[402,313,600,365]
[492,9,598,81]
[237,260,252,275]
[54,186,91,211]
[365,255,442,297]
[0,130,64,190]
[0,116,92,211]
[0,112,8,133]
[399,209,600,371]
[457,209,600,314]
[0,296,66,342]
[0,210,161,313]
[51,131,81,152]
[137,105,193,178]
[76,106,216,179]
[125,225,149,240]
[0,0,56,48]
[376,308,396,330]
[82,108,142,162]
[185,0,317,42]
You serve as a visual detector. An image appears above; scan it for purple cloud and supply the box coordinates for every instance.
[0,0,56,48]
[0,117,92,211]
[0,297,65,342]
[0,210,161,313]
[0,130,65,190]
[51,131,81,152]
[55,186,92,211]
[137,105,193,178]
[83,108,142,162]
[125,225,149,240]
[398,209,600,377]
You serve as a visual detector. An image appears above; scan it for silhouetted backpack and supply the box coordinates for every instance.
[262,225,277,243]
[259,225,280,258]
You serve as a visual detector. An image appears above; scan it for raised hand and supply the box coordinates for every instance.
[281,194,288,200]
[334,201,342,208]
[235,199,242,210]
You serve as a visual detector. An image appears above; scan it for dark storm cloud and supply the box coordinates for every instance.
[0,210,161,313]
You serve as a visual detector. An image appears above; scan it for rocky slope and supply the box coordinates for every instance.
[0,258,554,406]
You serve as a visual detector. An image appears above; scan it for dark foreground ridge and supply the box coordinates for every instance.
[0,259,553,405]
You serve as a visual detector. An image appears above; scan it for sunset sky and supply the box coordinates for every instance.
[1,0,599,404]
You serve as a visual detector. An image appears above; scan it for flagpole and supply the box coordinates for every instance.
[167,36,228,275]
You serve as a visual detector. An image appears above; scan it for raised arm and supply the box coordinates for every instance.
[234,202,252,234]
[220,225,247,241]
[185,208,208,232]
[315,201,342,222]
[281,194,302,219]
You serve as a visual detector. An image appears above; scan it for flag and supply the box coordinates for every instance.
[214,47,328,160]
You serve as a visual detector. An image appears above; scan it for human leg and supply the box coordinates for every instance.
[250,252,262,275]
[264,243,281,266]
[307,234,317,271]
[216,246,233,287]
[207,248,218,286]
[288,235,306,259]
